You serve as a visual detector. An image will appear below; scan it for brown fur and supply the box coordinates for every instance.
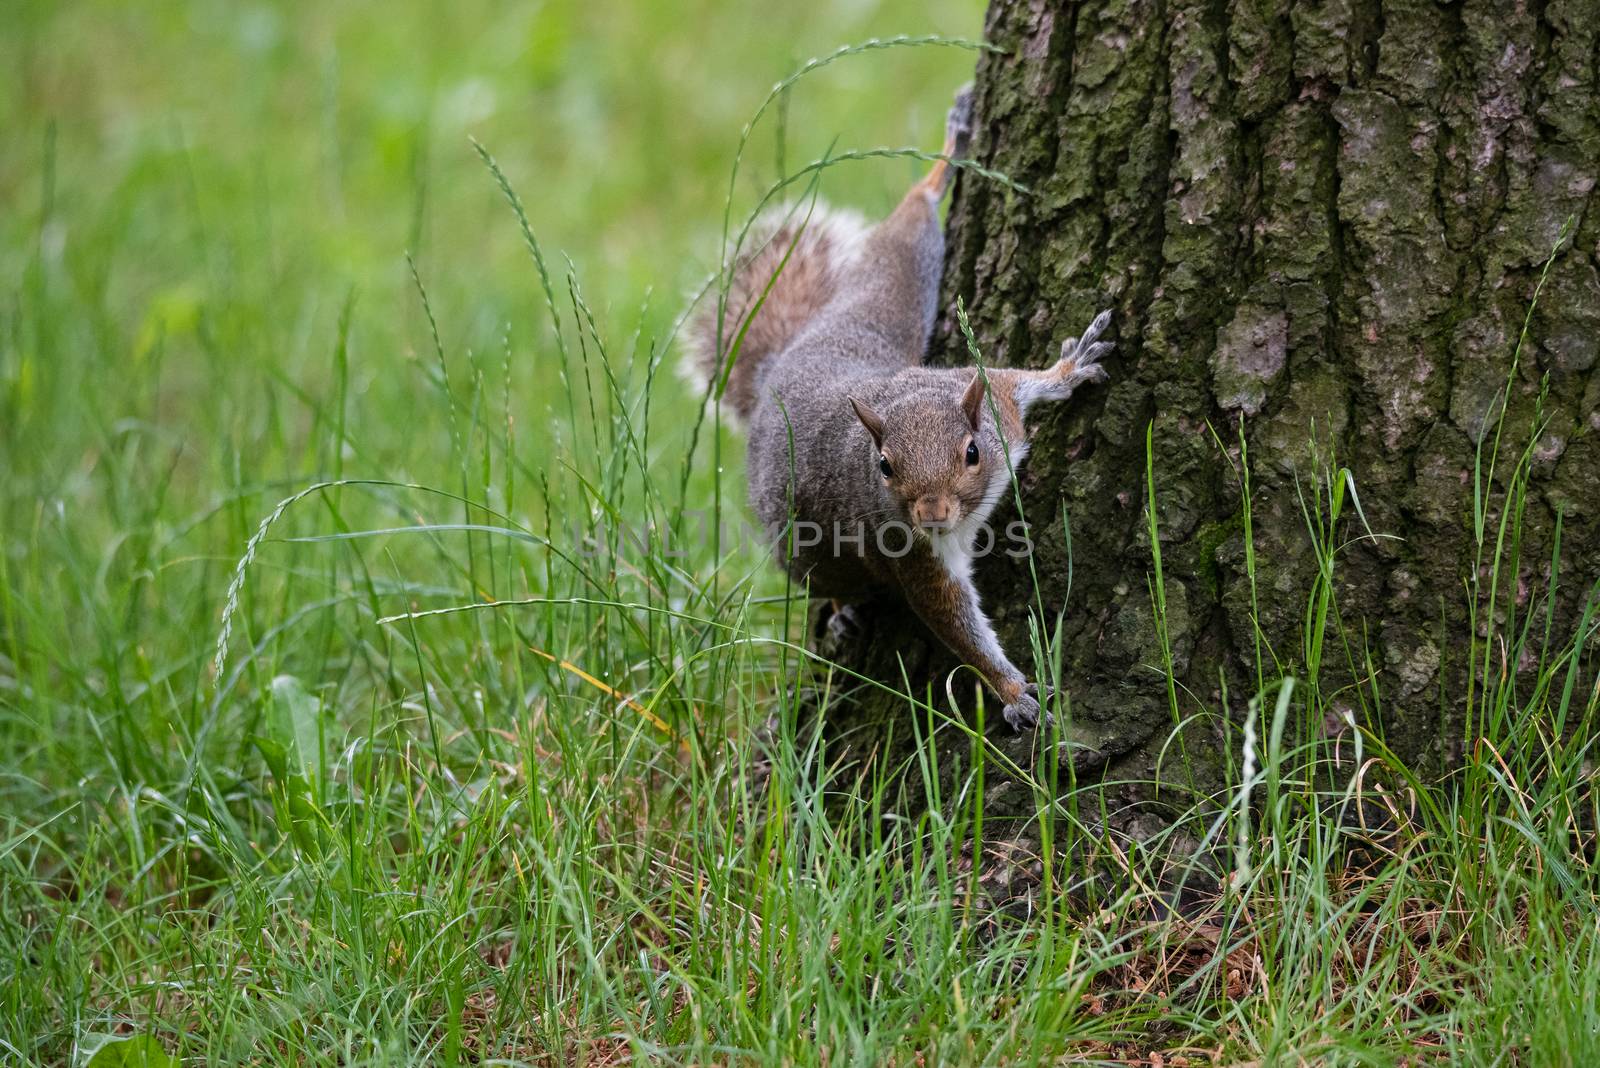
[683,204,865,422]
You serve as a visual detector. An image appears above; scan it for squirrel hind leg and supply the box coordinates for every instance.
[919,82,976,200]
[946,82,975,160]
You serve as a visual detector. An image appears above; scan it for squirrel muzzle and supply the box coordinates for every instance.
[912,495,958,530]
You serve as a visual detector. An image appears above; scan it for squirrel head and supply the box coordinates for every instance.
[849,373,1005,536]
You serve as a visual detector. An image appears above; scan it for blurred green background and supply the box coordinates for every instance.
[1,3,981,1057]
[0,0,982,813]
[2,0,981,495]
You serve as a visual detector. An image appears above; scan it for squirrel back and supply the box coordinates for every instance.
[682,203,867,422]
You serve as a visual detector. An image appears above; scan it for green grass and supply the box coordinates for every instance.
[4,2,1599,1065]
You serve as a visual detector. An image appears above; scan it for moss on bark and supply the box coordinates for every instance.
[816,0,1599,815]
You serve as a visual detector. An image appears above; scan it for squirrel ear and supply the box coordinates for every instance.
[849,396,885,447]
[960,372,986,431]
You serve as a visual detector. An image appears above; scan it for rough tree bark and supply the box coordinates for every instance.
[819,0,1599,814]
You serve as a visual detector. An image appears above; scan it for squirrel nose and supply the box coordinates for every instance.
[913,495,955,528]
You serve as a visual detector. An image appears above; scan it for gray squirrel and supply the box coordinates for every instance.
[685,87,1112,730]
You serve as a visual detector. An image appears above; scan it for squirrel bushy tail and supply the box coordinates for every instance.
[683,203,866,422]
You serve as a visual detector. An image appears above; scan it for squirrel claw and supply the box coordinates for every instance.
[1001,693,1039,731]
[1068,358,1110,387]
[1059,309,1113,363]
[1001,682,1055,732]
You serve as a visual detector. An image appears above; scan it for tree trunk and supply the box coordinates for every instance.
[818,0,1600,812]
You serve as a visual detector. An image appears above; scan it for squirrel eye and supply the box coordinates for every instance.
[965,440,980,466]
[879,455,894,479]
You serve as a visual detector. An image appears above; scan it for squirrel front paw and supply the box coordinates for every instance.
[816,600,869,655]
[1000,682,1052,732]
[826,601,865,644]
[1056,309,1114,387]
